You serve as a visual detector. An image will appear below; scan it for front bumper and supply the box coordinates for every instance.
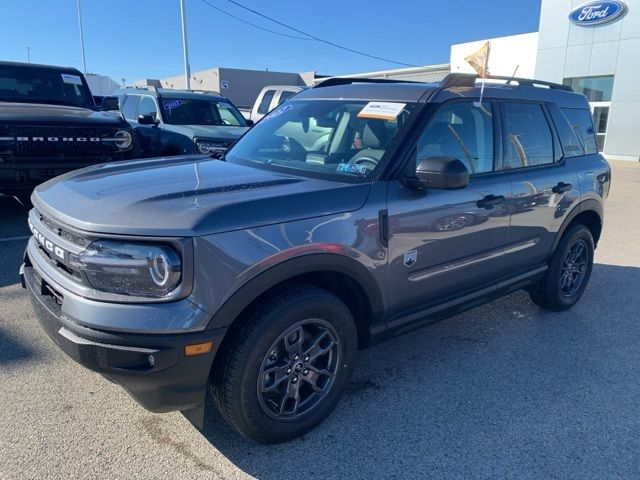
[21,263,226,427]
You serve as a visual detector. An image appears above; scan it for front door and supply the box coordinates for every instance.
[386,100,512,321]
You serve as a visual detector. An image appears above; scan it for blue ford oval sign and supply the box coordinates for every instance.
[569,1,627,26]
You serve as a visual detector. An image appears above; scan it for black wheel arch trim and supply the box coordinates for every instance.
[205,253,385,332]
[548,199,603,260]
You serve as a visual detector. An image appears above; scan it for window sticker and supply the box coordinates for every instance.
[336,163,368,175]
[164,100,184,110]
[61,73,83,85]
[357,102,406,120]
[262,104,293,121]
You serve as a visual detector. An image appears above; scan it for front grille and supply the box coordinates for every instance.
[39,213,87,247]
[3,126,122,159]
[31,209,90,285]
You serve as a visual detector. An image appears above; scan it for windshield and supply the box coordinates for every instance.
[0,65,93,107]
[161,97,247,127]
[225,99,419,180]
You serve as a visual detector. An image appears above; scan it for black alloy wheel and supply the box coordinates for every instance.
[258,319,340,420]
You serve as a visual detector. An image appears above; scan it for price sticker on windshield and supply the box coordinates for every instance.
[61,73,83,85]
[357,102,405,120]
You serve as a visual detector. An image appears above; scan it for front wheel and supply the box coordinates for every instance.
[529,223,594,311]
[211,285,357,443]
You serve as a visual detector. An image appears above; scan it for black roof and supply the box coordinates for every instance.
[299,74,589,109]
[0,60,83,74]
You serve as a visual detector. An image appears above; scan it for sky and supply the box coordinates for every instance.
[1,0,542,83]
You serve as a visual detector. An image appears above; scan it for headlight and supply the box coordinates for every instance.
[114,130,132,149]
[70,240,181,297]
[195,139,229,154]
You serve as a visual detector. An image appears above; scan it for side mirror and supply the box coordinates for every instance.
[138,113,158,125]
[245,119,255,127]
[101,96,119,111]
[409,156,469,190]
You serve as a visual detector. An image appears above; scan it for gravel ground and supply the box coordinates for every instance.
[1,161,639,480]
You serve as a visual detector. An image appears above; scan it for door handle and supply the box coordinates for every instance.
[477,194,505,209]
[552,182,572,194]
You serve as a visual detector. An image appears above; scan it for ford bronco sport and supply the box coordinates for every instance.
[21,74,610,444]
[0,61,135,202]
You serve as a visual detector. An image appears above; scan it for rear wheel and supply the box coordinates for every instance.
[529,223,594,311]
[211,285,357,443]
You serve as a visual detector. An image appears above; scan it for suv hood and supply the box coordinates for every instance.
[0,102,126,126]
[168,124,248,140]
[33,155,371,237]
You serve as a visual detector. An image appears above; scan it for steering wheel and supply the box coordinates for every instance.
[279,135,305,160]
[221,119,232,126]
[349,156,378,171]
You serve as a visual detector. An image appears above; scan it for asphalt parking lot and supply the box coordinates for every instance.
[1,161,639,480]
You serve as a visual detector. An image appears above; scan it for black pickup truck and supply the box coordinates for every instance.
[0,61,135,202]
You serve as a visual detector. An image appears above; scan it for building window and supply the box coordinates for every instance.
[563,76,614,102]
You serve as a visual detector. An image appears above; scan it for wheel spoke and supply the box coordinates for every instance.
[261,366,289,394]
[284,326,304,354]
[306,372,330,394]
[303,330,334,360]
[279,380,301,415]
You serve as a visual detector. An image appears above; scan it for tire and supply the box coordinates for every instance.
[211,284,358,444]
[529,223,594,311]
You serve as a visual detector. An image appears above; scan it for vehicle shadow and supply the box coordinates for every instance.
[0,195,30,288]
[0,324,39,367]
[196,263,640,479]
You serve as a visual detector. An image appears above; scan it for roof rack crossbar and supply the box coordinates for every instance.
[439,73,572,91]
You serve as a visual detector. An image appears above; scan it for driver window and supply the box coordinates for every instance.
[416,102,495,174]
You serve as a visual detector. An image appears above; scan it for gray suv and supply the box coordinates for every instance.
[21,74,611,444]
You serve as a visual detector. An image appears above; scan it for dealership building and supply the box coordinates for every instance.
[451,0,640,162]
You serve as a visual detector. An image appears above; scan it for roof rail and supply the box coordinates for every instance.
[126,85,160,93]
[439,73,572,91]
[313,77,415,89]
[187,89,222,95]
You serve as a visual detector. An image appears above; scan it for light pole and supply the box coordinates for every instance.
[179,0,191,89]
[26,47,31,63]
[76,0,87,74]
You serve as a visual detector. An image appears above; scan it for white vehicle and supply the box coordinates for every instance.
[249,85,306,121]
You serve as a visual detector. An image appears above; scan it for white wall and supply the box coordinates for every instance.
[85,74,120,96]
[535,0,640,160]
[450,32,539,78]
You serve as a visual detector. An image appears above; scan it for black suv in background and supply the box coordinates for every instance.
[111,87,250,157]
[0,61,135,202]
[23,74,610,443]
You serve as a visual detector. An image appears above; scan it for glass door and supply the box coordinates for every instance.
[590,102,610,153]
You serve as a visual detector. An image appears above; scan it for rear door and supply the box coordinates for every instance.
[498,101,580,273]
[386,100,512,319]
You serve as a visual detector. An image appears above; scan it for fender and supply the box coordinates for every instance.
[205,253,386,331]
[547,199,603,260]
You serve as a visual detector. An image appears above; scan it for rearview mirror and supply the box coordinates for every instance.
[138,113,158,125]
[408,156,469,190]
[101,96,119,111]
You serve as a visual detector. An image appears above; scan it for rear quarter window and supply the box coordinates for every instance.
[561,108,598,154]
